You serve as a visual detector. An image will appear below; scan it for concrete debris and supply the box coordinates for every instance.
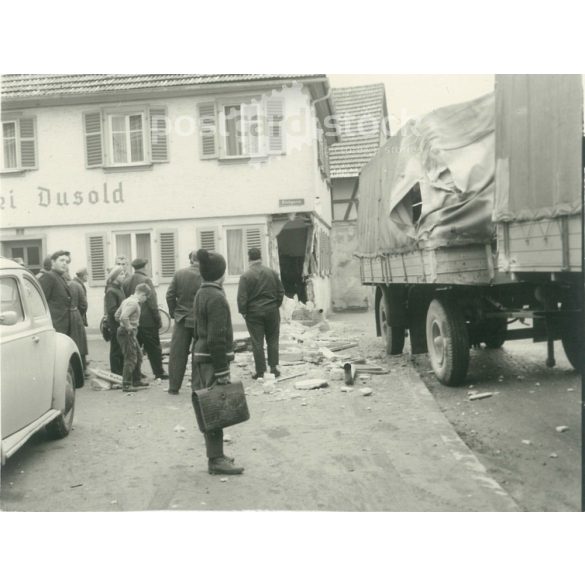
[567,388,575,392]
[468,392,493,401]
[91,378,111,391]
[358,374,371,382]
[549,453,558,459]
[360,387,373,397]
[220,478,228,483]
[173,425,186,433]
[328,369,344,381]
[555,426,569,433]
[294,379,329,390]
[340,386,352,392]
[521,439,532,445]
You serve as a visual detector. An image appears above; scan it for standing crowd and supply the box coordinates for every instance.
[30,245,285,476]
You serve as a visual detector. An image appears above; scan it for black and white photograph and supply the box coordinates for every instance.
[1,72,581,515]
[0,5,583,581]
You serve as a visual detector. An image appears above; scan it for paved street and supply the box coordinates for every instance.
[1,312,580,511]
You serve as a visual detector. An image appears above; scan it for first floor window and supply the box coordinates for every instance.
[109,113,145,165]
[225,225,262,276]
[1,117,36,171]
[221,102,261,157]
[2,122,17,169]
[115,232,152,277]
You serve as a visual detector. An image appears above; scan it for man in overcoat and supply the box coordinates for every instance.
[39,250,73,336]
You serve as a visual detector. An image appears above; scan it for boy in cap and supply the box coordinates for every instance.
[115,283,151,392]
[123,258,168,380]
[191,248,243,475]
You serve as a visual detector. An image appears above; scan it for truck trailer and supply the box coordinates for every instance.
[356,74,583,386]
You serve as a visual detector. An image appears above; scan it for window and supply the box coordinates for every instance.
[115,232,152,277]
[1,117,37,171]
[0,277,25,323]
[83,107,168,168]
[221,103,261,157]
[22,277,48,319]
[198,97,284,160]
[109,113,146,165]
[225,226,263,276]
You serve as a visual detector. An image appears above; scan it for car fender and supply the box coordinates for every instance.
[51,333,84,412]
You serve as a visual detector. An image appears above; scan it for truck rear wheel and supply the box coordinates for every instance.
[378,292,405,355]
[426,298,470,386]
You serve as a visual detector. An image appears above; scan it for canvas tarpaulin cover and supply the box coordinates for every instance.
[493,74,583,222]
[357,92,496,255]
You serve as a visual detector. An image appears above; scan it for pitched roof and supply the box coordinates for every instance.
[328,83,387,178]
[1,74,325,99]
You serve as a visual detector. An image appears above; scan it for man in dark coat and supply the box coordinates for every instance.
[39,250,73,336]
[123,258,168,380]
[237,247,285,379]
[165,250,202,394]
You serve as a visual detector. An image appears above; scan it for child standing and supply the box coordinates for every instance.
[115,283,151,392]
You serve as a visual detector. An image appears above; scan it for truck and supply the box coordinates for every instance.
[356,74,583,386]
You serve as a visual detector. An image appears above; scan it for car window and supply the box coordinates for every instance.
[22,277,49,319]
[0,277,25,323]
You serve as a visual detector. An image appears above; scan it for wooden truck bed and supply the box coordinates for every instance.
[497,215,581,273]
[359,243,498,286]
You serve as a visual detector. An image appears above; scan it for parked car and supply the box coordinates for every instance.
[0,258,84,463]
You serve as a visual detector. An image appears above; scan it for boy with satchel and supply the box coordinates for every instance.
[191,248,246,475]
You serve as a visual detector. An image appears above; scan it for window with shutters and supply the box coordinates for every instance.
[83,106,168,168]
[197,228,217,252]
[158,230,177,283]
[114,231,153,277]
[86,233,108,286]
[1,117,37,172]
[198,97,284,160]
[225,225,263,277]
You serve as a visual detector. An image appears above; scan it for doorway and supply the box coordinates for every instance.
[276,218,311,303]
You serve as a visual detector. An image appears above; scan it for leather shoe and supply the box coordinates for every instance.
[122,385,137,393]
[132,381,149,388]
[157,373,169,380]
[252,372,264,380]
[208,457,244,475]
[167,389,179,395]
[270,367,281,378]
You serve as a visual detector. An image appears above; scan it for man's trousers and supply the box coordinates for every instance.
[137,326,165,378]
[245,308,280,376]
[168,319,194,392]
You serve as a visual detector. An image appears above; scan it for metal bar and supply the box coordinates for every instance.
[560,215,570,271]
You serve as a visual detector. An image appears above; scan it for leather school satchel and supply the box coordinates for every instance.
[192,381,250,433]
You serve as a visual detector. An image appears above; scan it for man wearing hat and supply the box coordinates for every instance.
[165,250,202,394]
[237,247,285,379]
[39,250,73,336]
[123,258,168,380]
[191,248,243,475]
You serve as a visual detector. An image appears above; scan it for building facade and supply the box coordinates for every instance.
[328,84,389,310]
[1,74,337,327]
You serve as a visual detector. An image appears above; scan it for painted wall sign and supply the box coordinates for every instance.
[0,182,125,210]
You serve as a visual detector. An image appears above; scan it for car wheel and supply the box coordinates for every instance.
[46,363,76,439]
[426,298,470,386]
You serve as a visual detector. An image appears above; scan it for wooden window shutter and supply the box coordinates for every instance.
[197,228,217,251]
[83,112,103,168]
[150,107,169,162]
[86,233,107,285]
[266,98,285,154]
[245,227,262,252]
[198,102,218,159]
[157,229,178,283]
[19,117,37,169]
